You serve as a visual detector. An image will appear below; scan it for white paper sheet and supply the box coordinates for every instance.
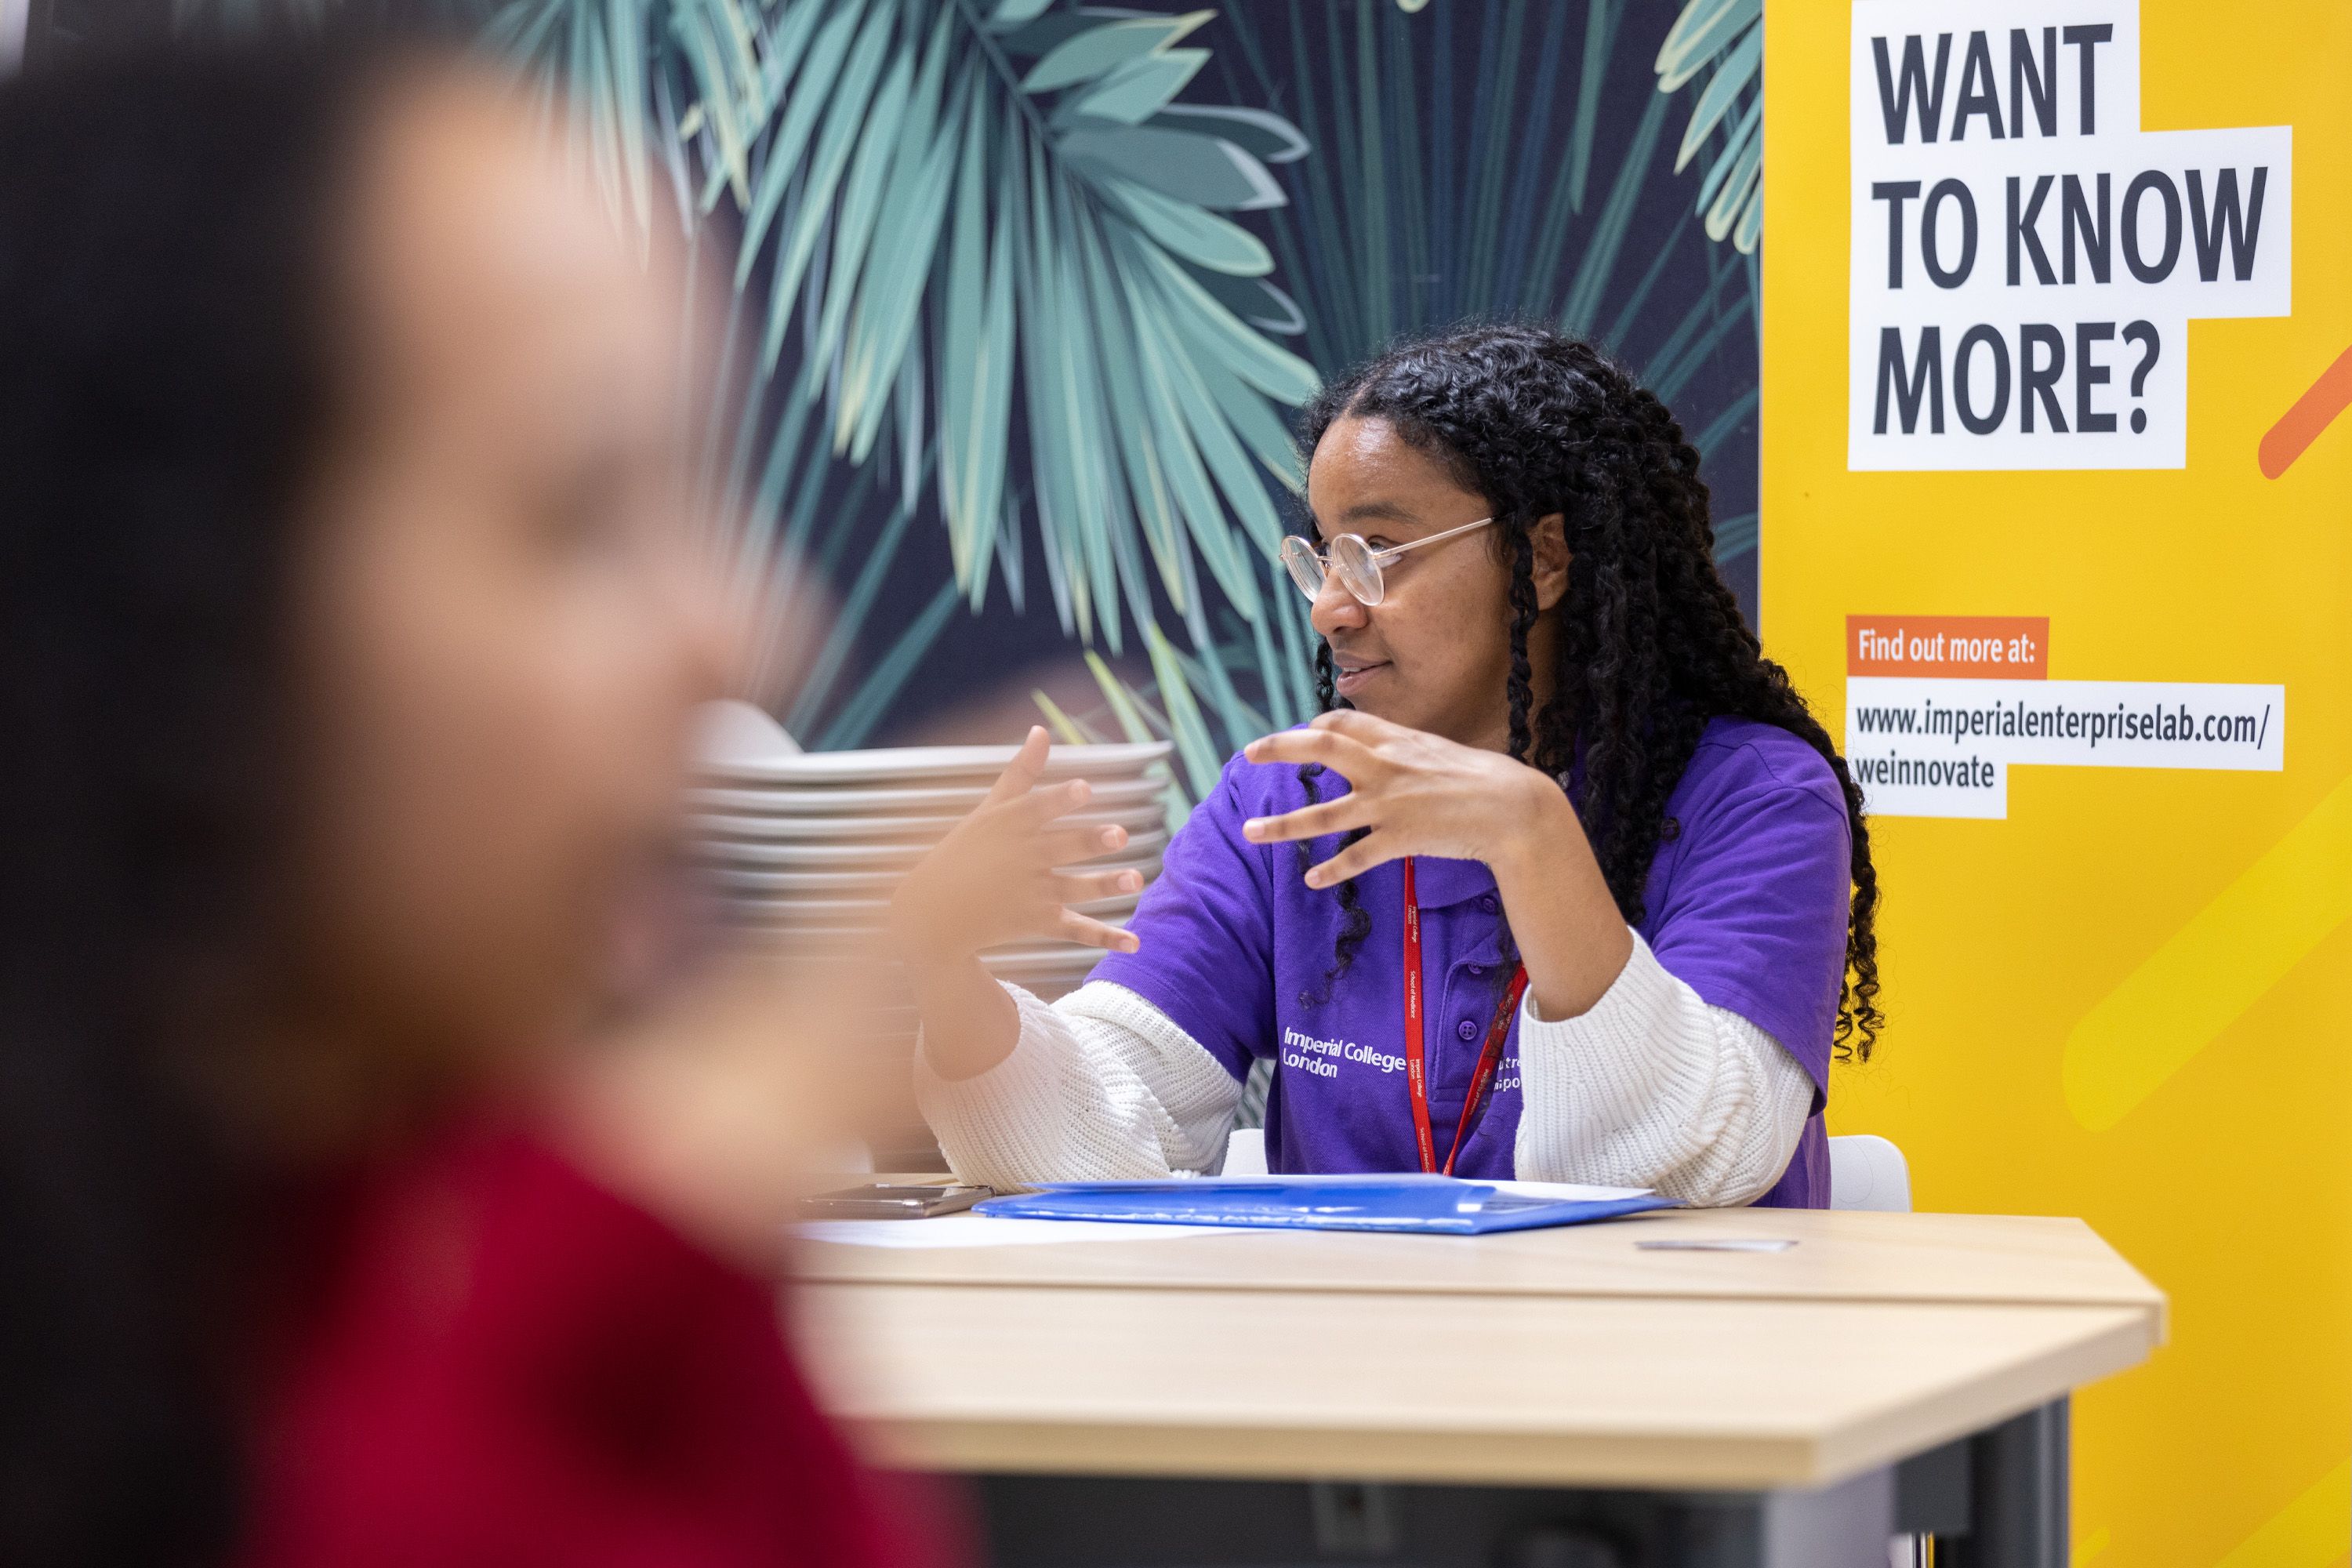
[797,1214,1246,1250]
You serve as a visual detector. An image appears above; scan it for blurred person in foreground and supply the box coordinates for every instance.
[0,42,949,1568]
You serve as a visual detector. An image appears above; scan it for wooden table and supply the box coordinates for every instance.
[793,1205,2163,1568]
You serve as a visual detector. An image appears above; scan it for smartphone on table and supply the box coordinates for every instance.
[797,1182,990,1220]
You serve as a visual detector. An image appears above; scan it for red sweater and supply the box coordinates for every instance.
[243,1127,956,1568]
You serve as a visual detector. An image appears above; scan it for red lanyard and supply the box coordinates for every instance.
[1399,857,1530,1176]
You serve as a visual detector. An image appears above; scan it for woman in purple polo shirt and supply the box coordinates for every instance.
[891,325,1881,1207]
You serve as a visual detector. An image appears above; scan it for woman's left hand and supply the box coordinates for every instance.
[1240,710,1570,888]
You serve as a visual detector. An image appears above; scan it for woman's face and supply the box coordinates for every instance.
[1303,416,1560,750]
[287,71,731,1091]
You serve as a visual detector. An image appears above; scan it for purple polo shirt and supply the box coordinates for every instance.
[1088,717,1852,1207]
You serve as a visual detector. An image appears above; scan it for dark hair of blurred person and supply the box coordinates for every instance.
[0,41,941,1568]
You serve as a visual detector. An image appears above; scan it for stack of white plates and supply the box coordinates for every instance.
[690,739,1174,1007]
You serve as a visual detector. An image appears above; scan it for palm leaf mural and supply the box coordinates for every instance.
[1214,0,1761,571]
[171,0,1762,770]
[470,0,1325,802]
[1657,0,1762,256]
[1044,0,1769,782]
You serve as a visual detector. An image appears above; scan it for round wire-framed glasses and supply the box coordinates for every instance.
[1277,517,1497,606]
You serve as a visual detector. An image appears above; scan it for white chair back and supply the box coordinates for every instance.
[1828,1134,1912,1212]
[1220,1127,1270,1177]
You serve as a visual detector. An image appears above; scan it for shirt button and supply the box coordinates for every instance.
[1456,1018,1479,1042]
[1466,963,1484,977]
[1480,895,1499,914]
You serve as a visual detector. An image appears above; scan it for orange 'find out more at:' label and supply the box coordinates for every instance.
[1846,616,2049,680]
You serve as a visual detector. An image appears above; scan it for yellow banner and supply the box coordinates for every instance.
[1764,2,2352,1563]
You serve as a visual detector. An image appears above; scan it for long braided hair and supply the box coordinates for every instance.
[1292,324,1883,1061]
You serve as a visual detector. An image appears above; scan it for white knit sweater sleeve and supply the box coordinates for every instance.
[913,980,1243,1188]
[1514,931,1815,1207]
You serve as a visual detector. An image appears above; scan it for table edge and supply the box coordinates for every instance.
[831,1303,2161,1492]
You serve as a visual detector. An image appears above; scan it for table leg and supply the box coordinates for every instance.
[1933,1399,2071,1568]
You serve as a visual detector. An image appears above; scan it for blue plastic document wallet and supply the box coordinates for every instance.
[972,1176,1680,1236]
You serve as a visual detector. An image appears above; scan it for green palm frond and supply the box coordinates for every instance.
[1657,0,1761,253]
[704,0,1318,660]
[179,0,1758,747]
[485,0,768,241]
[1215,0,1757,581]
[460,0,1325,755]
[1074,648,1192,828]
[1219,0,1686,358]
[816,577,963,749]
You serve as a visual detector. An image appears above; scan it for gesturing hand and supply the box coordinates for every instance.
[888,726,1144,966]
[1240,710,1570,889]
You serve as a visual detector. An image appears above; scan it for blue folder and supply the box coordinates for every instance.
[972,1177,1679,1236]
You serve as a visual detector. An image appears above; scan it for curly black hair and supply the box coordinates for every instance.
[1293,323,1883,1061]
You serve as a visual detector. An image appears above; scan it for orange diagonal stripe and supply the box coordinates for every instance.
[2259,341,2352,478]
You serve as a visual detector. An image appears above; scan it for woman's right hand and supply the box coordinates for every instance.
[887,726,1144,968]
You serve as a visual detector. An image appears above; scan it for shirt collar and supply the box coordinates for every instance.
[1406,854,1498,909]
